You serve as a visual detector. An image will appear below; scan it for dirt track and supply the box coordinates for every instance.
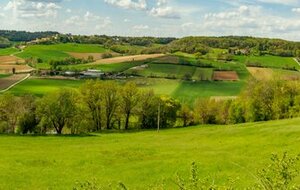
[87,54,164,65]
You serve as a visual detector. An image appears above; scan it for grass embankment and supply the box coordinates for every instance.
[0,118,300,189]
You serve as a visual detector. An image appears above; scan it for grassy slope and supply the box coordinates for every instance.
[0,118,300,189]
[0,48,20,56]
[9,78,84,97]
[235,55,300,70]
[62,61,146,73]
[9,78,244,103]
[17,43,108,63]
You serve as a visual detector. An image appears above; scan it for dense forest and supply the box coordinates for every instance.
[0,30,59,42]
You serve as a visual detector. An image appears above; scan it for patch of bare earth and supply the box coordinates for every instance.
[0,74,28,90]
[0,56,25,65]
[87,54,164,65]
[213,71,239,81]
[210,96,237,101]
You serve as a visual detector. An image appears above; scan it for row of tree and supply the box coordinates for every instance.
[0,81,181,134]
[1,79,300,134]
[193,79,300,125]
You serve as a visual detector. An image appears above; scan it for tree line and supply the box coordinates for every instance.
[1,78,300,134]
[0,81,181,134]
[0,30,59,42]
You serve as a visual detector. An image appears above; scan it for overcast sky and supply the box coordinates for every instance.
[1,0,300,41]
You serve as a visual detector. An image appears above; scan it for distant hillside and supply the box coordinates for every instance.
[168,36,300,57]
[0,30,59,42]
[0,37,11,48]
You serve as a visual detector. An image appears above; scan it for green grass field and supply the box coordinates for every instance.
[235,55,299,70]
[0,47,20,56]
[0,118,300,189]
[134,78,245,103]
[127,63,197,79]
[9,78,84,96]
[17,43,109,63]
[61,61,146,73]
[8,78,244,103]
[0,74,11,79]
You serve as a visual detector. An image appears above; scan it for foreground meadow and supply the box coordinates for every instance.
[0,118,300,189]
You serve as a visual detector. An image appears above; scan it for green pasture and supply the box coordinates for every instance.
[0,48,20,56]
[0,118,300,189]
[235,55,299,70]
[9,78,84,97]
[17,43,109,63]
[61,61,146,73]
[8,78,244,102]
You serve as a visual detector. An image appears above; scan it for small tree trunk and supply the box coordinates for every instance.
[125,112,130,130]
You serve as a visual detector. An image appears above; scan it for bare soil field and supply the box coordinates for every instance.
[87,54,164,65]
[0,65,34,74]
[213,71,239,81]
[0,56,25,64]
[247,67,274,80]
[0,74,28,91]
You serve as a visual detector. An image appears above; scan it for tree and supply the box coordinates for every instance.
[80,80,103,131]
[36,89,78,134]
[137,90,158,129]
[102,82,119,129]
[178,103,193,127]
[120,82,140,130]
[0,94,23,133]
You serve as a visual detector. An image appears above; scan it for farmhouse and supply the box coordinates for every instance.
[80,69,104,78]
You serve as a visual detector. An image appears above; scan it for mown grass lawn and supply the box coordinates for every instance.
[0,118,300,189]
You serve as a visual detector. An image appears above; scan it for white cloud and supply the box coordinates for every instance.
[66,12,112,30]
[149,6,180,19]
[133,24,149,30]
[104,0,147,10]
[4,0,61,18]
[292,7,300,13]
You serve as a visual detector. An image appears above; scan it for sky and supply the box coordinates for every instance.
[1,0,300,41]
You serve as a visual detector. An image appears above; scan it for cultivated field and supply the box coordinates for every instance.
[213,71,239,81]
[0,55,24,64]
[247,67,300,80]
[87,54,164,65]
[0,118,299,189]
[0,74,29,91]
[0,64,34,74]
[17,43,109,63]
[235,55,300,70]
